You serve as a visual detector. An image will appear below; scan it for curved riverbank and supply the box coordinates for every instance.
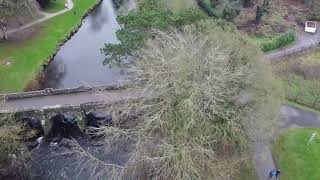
[0,0,102,93]
[29,0,105,91]
[39,0,136,89]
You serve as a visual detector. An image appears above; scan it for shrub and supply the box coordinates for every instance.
[222,6,240,22]
[103,2,208,65]
[36,0,50,8]
[260,32,295,52]
[197,0,219,17]
[0,114,24,163]
[99,20,282,179]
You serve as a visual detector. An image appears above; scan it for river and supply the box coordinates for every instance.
[40,0,135,89]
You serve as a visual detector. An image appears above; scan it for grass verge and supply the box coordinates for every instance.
[273,50,320,110]
[273,128,320,180]
[0,0,99,93]
[286,100,320,114]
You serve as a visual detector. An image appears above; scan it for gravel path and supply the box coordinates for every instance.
[253,105,320,180]
[5,0,74,36]
[266,25,320,61]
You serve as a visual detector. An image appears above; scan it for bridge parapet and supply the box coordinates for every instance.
[0,84,130,101]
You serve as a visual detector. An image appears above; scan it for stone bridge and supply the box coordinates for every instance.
[1,25,320,115]
[0,84,151,132]
[0,84,148,114]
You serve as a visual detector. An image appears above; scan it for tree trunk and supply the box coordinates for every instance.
[243,0,253,8]
[0,26,7,40]
[295,90,301,102]
[255,6,263,24]
[313,98,318,108]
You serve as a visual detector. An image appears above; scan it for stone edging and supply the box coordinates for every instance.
[266,44,320,62]
[25,0,104,90]
[44,0,104,67]
[1,84,131,101]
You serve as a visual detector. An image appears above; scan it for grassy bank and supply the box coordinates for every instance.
[0,0,99,93]
[273,128,320,180]
[273,50,320,110]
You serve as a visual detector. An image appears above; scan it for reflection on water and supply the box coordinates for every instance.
[88,3,109,32]
[41,55,67,88]
[40,0,136,89]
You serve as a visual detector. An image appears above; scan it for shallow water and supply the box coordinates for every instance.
[40,0,135,89]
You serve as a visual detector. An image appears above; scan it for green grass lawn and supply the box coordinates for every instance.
[273,128,320,180]
[0,0,99,93]
[45,0,67,13]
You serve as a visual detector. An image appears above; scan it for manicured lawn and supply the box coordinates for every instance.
[0,0,99,93]
[273,128,320,180]
[45,0,67,13]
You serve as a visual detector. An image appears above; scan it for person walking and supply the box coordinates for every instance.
[276,169,281,178]
[269,169,276,178]
[269,168,281,179]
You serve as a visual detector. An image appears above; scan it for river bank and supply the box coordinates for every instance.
[39,0,136,89]
[0,0,102,93]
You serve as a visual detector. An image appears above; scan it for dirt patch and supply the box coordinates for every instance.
[236,0,312,35]
[0,57,13,67]
[5,9,42,30]
[6,26,41,44]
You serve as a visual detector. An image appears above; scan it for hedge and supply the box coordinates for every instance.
[261,32,295,52]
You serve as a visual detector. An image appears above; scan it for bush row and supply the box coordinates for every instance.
[261,32,295,52]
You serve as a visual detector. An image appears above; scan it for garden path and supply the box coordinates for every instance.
[5,0,74,36]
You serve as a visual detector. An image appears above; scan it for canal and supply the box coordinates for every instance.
[40,0,135,89]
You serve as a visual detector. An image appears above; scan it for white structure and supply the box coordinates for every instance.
[305,21,317,33]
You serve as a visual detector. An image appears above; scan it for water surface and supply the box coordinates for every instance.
[41,0,135,89]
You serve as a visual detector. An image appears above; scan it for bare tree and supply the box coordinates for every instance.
[0,0,38,40]
[305,80,320,108]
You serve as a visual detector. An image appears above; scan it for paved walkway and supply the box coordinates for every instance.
[253,105,320,180]
[0,88,150,113]
[266,25,320,61]
[5,0,74,36]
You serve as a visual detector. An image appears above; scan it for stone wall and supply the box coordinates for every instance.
[12,101,115,134]
[0,84,130,101]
